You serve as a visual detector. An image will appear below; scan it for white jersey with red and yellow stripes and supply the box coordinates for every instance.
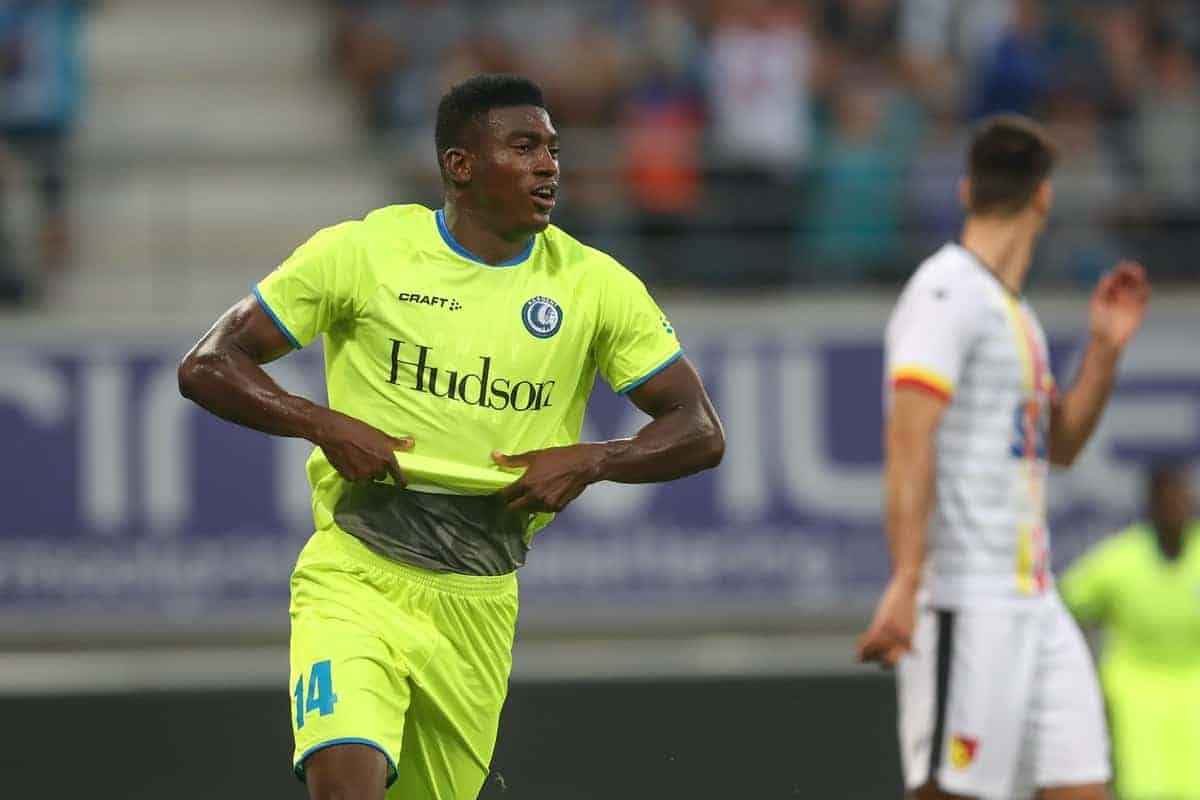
[885,242,1054,606]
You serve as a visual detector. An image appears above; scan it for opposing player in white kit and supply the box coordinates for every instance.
[857,115,1150,800]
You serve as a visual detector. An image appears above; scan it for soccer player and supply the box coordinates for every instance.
[856,114,1150,800]
[1060,463,1200,800]
[177,75,724,800]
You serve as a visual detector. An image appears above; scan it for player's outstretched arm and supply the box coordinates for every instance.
[493,356,723,513]
[857,386,947,667]
[1048,262,1150,468]
[178,295,412,483]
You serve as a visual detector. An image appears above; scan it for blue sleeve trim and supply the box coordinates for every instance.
[253,285,302,350]
[617,349,683,395]
[294,737,398,788]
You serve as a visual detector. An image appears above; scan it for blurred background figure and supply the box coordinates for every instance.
[969,0,1050,120]
[800,80,912,283]
[619,0,705,286]
[704,0,813,285]
[0,0,87,303]
[1061,463,1200,800]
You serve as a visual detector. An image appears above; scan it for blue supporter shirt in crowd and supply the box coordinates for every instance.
[0,0,84,132]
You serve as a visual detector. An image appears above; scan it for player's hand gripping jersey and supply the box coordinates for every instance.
[886,243,1055,605]
[256,205,681,571]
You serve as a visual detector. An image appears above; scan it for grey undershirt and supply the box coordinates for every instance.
[333,482,529,576]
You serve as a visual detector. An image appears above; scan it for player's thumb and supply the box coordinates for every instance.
[492,450,530,468]
[855,630,878,662]
[391,435,415,451]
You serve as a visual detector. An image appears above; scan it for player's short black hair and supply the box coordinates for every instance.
[966,114,1059,216]
[435,75,546,165]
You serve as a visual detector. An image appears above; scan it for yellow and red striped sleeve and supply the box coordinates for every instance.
[891,365,954,402]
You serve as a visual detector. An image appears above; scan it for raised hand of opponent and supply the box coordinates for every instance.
[1088,261,1150,352]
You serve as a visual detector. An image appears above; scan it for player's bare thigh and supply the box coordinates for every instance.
[909,782,1109,800]
[304,743,389,800]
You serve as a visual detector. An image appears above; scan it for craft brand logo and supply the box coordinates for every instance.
[398,292,462,311]
[387,340,555,412]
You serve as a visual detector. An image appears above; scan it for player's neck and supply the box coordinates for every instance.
[1155,524,1186,561]
[441,202,532,265]
[1156,520,1185,563]
[959,216,1039,295]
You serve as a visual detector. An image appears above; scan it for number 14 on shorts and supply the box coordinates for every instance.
[294,659,339,729]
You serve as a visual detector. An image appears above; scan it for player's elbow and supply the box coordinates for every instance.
[177,354,200,401]
[698,419,725,470]
[177,350,216,403]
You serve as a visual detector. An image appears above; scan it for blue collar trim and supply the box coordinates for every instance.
[436,209,535,267]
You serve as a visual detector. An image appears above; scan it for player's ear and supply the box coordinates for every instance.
[1032,179,1053,217]
[958,176,971,212]
[443,147,472,187]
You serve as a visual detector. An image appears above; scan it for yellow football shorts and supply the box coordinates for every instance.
[289,526,518,799]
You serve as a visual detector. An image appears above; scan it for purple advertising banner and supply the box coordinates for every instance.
[0,299,1197,633]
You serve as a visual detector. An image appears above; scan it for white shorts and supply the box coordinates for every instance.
[896,591,1110,799]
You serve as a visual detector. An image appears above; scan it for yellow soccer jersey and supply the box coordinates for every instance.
[256,204,682,540]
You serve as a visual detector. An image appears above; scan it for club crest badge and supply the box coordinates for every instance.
[522,296,563,339]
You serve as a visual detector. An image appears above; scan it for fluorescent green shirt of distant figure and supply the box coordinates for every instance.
[255,204,682,544]
[1060,522,1200,800]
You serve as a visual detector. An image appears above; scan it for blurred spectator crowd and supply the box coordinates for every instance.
[330,0,1200,288]
[4,1,1200,303]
